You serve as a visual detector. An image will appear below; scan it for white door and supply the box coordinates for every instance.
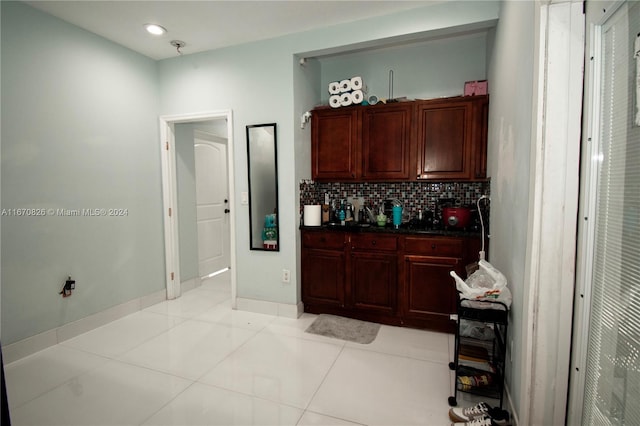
[569,1,640,424]
[194,132,230,277]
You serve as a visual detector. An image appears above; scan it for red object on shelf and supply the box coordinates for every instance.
[464,80,488,96]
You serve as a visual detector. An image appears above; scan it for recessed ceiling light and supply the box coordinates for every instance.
[144,24,166,36]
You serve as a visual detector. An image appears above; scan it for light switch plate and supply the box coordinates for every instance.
[241,192,248,205]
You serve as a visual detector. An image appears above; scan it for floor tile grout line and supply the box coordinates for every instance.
[302,343,348,415]
[297,409,368,426]
[263,323,351,347]
[343,339,453,366]
[6,348,112,412]
[59,314,188,361]
[192,379,308,414]
[136,379,198,426]
[8,352,194,414]
[187,325,263,384]
[191,327,346,412]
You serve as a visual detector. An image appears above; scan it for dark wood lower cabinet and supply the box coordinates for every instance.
[350,251,397,315]
[302,248,345,307]
[301,229,479,333]
[402,255,461,333]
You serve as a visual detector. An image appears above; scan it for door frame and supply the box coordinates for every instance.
[159,110,236,306]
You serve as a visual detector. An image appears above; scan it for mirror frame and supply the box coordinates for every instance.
[246,123,279,251]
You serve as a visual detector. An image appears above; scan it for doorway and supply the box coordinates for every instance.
[159,110,236,307]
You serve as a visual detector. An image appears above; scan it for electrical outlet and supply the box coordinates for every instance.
[282,269,290,283]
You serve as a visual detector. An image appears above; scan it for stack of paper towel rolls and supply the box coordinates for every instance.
[328,76,366,108]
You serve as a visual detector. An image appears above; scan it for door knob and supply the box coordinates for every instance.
[224,208,230,214]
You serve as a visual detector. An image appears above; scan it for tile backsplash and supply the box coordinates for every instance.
[300,180,490,217]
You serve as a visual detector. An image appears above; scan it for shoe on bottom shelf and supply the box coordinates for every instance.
[449,402,510,425]
[451,417,496,426]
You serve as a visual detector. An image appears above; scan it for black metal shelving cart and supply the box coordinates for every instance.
[448,298,509,408]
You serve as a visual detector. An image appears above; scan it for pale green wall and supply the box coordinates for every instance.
[0,2,163,344]
[158,1,500,306]
[319,33,488,103]
[486,0,535,418]
[0,0,501,344]
[293,56,322,293]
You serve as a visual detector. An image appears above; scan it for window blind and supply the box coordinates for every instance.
[582,2,640,424]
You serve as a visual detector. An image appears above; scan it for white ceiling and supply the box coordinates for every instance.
[24,1,435,60]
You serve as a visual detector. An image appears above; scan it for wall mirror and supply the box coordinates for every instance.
[246,123,279,251]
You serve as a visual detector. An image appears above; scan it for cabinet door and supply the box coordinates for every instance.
[311,108,359,181]
[361,104,413,180]
[403,255,462,331]
[416,100,472,180]
[302,248,345,307]
[350,251,397,314]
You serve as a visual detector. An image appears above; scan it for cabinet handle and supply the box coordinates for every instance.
[431,244,437,249]
[371,240,377,246]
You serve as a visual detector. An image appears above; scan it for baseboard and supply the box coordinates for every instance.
[180,276,202,293]
[504,383,519,425]
[2,289,167,364]
[236,297,303,319]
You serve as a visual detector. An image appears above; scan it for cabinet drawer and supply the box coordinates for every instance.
[351,234,397,251]
[404,236,463,257]
[303,232,345,250]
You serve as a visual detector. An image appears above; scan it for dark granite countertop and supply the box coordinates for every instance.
[300,222,481,238]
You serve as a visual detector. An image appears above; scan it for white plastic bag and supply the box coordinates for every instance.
[450,260,512,308]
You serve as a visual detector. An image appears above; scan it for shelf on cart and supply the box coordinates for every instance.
[459,299,509,322]
[458,358,496,373]
[455,366,498,390]
[459,342,490,360]
[459,319,496,340]
[455,381,502,399]
[459,330,505,358]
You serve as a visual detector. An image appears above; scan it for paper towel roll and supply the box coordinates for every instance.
[303,205,322,226]
[329,95,341,108]
[351,76,364,91]
[339,79,352,93]
[351,90,364,104]
[340,93,353,107]
[328,81,341,95]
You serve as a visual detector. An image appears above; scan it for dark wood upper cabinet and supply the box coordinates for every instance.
[311,108,360,180]
[361,104,413,180]
[311,95,488,182]
[416,96,488,181]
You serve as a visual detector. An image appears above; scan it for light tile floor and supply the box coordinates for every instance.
[4,271,486,426]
